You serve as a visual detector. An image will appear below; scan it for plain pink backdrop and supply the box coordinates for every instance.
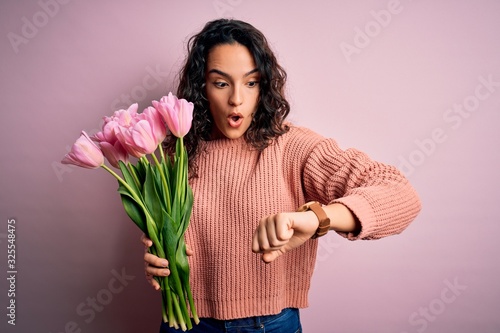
[1,1,499,332]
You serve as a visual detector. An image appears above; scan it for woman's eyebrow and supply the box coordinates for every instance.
[207,68,259,79]
[244,68,259,77]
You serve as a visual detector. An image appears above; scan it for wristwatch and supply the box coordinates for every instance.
[297,201,330,239]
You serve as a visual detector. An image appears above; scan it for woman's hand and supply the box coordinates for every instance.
[141,234,194,290]
[252,203,360,263]
[251,211,318,263]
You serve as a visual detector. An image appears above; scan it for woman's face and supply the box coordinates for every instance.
[205,43,260,140]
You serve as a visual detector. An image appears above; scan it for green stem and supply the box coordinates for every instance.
[167,260,191,330]
[185,283,199,324]
[160,278,168,323]
[171,290,187,331]
[151,151,172,214]
[179,137,185,190]
[101,164,127,187]
[101,164,144,210]
[165,282,176,327]
[151,245,178,327]
[159,142,166,162]
[174,137,185,209]
[127,163,141,190]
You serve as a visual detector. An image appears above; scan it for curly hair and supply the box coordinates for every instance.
[164,19,290,177]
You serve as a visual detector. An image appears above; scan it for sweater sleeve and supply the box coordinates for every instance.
[301,136,422,241]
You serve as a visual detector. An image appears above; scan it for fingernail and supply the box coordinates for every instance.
[161,260,168,267]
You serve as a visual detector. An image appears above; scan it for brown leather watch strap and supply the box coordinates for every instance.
[297,201,330,239]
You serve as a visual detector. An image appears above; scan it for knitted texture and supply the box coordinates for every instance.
[185,125,421,320]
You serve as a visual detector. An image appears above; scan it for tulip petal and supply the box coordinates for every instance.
[141,106,167,145]
[115,126,144,158]
[100,141,128,168]
[132,120,157,154]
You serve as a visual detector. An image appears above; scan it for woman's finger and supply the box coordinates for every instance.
[145,273,162,290]
[141,234,153,247]
[144,252,169,268]
[185,244,194,256]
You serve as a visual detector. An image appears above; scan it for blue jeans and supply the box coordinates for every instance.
[160,308,302,333]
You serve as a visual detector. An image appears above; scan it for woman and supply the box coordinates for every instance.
[144,18,421,333]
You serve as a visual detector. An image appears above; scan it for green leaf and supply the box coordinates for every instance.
[135,158,147,182]
[161,210,180,272]
[118,161,140,194]
[175,237,189,285]
[118,187,146,232]
[129,162,146,186]
[151,164,167,212]
[176,186,193,240]
[143,164,164,233]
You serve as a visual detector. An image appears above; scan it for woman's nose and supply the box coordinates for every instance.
[229,87,243,106]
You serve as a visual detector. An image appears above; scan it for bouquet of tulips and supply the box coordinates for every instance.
[62,93,199,331]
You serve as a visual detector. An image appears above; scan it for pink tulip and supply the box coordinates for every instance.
[97,103,167,159]
[93,120,119,144]
[110,103,139,127]
[115,119,158,158]
[99,140,128,168]
[153,92,193,138]
[93,103,139,145]
[138,106,167,145]
[61,131,104,169]
[92,120,129,168]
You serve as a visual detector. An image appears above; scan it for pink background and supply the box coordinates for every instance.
[1,1,499,332]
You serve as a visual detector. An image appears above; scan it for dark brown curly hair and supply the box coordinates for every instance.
[164,19,290,177]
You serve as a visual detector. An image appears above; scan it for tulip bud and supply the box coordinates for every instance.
[61,131,104,169]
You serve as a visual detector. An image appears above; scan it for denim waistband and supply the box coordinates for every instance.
[160,307,300,332]
[216,308,297,329]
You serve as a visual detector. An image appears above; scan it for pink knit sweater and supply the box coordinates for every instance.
[185,125,421,320]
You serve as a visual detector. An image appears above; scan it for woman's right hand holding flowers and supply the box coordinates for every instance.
[142,234,194,290]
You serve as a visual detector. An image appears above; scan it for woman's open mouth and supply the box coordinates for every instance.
[228,113,244,128]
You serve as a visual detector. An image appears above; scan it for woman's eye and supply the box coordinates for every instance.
[247,81,259,87]
[214,81,228,88]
